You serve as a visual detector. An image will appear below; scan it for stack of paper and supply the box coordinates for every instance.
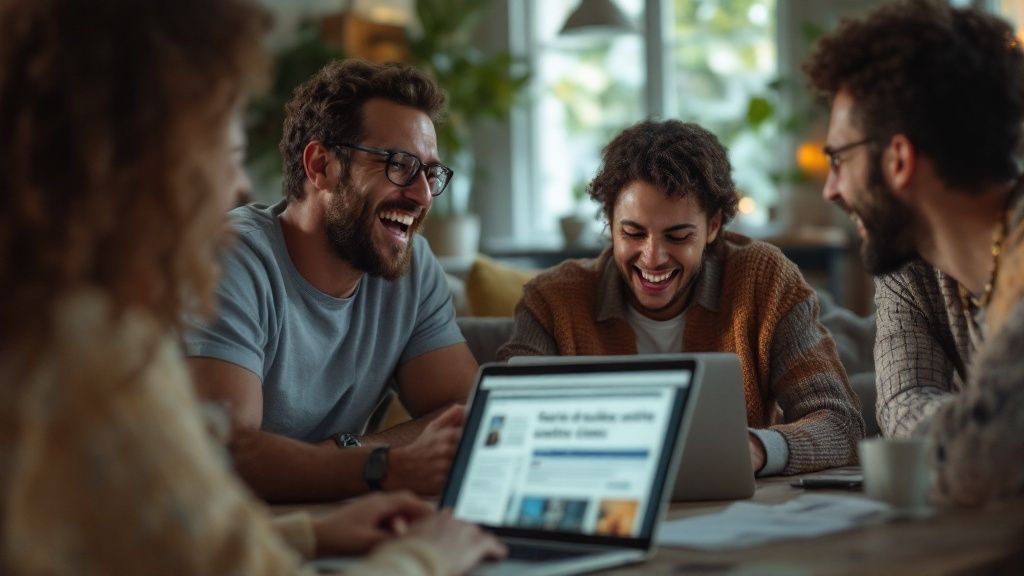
[656,494,891,550]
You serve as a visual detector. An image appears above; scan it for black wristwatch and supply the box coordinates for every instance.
[334,432,361,449]
[363,446,389,491]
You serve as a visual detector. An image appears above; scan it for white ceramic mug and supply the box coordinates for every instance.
[858,437,931,515]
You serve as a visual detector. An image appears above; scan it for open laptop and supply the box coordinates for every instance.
[509,353,755,502]
[439,358,696,576]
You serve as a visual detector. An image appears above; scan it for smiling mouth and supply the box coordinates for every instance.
[634,266,679,288]
[379,210,415,241]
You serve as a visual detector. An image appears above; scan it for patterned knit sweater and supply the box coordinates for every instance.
[499,232,864,475]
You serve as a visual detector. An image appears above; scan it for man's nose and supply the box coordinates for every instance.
[822,171,841,204]
[639,236,668,267]
[402,169,433,208]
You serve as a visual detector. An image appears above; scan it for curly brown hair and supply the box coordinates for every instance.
[0,0,269,351]
[280,59,447,201]
[804,0,1024,189]
[589,120,739,228]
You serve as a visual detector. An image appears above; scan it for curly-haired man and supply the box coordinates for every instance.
[499,120,864,477]
[806,0,1024,504]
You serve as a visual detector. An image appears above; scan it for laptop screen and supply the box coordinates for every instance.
[440,360,693,548]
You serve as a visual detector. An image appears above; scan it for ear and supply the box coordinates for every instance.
[884,134,916,201]
[302,140,336,194]
[706,209,723,245]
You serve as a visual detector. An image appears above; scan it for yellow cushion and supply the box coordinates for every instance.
[465,256,538,317]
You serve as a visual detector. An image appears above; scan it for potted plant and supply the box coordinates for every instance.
[246,22,345,197]
[406,0,529,256]
[559,179,596,247]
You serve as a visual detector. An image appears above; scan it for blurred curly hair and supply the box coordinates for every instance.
[589,120,739,230]
[0,0,269,351]
[280,59,447,201]
[804,0,1024,189]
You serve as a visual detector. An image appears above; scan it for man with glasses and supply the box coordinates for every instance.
[186,60,474,502]
[806,0,1024,504]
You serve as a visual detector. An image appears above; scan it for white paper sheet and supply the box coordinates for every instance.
[656,494,891,550]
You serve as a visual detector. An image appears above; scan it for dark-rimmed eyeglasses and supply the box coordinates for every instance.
[327,142,453,197]
[822,138,873,173]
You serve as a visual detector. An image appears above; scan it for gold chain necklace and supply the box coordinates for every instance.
[959,206,1008,311]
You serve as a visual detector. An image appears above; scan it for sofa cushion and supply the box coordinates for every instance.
[465,256,538,317]
[457,317,515,365]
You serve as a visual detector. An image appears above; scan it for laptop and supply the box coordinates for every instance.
[439,358,696,576]
[509,354,756,502]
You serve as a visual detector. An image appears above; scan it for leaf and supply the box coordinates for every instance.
[745,96,775,128]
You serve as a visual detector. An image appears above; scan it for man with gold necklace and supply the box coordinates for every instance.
[806,0,1024,505]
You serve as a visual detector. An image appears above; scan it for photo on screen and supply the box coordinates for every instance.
[516,496,589,533]
[485,414,505,447]
[595,499,640,537]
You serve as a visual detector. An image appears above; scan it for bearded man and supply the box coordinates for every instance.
[186,60,473,502]
[806,0,1024,503]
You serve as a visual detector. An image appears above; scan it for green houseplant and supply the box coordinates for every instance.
[246,22,344,197]
[407,0,529,255]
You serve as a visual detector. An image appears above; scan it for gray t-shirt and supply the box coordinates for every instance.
[185,200,464,442]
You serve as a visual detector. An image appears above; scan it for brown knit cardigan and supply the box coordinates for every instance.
[500,232,864,474]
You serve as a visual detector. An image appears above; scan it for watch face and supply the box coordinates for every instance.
[336,433,361,448]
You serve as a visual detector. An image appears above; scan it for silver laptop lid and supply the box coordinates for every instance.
[439,358,695,552]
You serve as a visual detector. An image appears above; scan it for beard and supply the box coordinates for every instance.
[857,157,919,276]
[324,179,423,281]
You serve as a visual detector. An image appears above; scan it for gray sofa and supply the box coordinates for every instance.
[456,290,879,437]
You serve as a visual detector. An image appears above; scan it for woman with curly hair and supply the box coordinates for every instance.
[0,0,502,574]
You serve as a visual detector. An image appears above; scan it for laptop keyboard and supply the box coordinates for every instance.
[505,542,601,562]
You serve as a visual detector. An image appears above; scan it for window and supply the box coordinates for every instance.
[665,0,777,224]
[515,0,779,245]
[524,0,646,240]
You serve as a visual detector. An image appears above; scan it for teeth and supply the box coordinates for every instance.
[639,269,674,283]
[380,211,414,226]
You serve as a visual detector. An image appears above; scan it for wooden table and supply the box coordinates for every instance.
[602,475,1024,575]
[280,473,1024,575]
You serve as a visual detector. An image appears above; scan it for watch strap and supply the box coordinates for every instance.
[363,446,389,491]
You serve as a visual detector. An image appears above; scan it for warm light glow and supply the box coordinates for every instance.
[353,0,412,27]
[738,196,757,215]
[796,140,830,181]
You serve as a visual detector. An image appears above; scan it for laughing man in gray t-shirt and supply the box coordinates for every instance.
[186,61,477,502]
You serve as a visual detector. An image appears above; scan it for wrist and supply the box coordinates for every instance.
[380,445,406,491]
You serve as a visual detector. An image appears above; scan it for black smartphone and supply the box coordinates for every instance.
[791,473,864,489]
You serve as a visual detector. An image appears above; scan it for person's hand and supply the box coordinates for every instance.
[312,491,433,556]
[404,510,506,575]
[748,432,766,474]
[386,404,465,495]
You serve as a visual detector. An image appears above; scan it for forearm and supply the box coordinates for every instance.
[874,267,963,438]
[360,407,447,446]
[497,304,558,360]
[231,429,375,502]
[876,384,954,438]
[769,298,864,474]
